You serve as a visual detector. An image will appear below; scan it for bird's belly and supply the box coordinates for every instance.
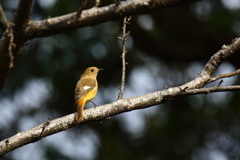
[85,87,97,103]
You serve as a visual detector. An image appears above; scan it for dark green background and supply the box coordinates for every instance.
[1,0,240,159]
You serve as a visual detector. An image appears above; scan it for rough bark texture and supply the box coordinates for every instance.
[24,0,200,39]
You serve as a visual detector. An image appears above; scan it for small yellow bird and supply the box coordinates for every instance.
[75,67,102,122]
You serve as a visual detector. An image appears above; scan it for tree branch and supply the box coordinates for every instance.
[0,0,201,92]
[0,84,240,155]
[0,22,21,91]
[209,69,240,83]
[1,37,240,155]
[118,16,131,99]
[24,0,200,39]
[183,86,240,95]
[0,35,21,91]
[0,0,34,91]
[76,0,88,18]
[178,38,240,90]
[11,0,33,28]
[95,0,101,7]
[0,4,8,30]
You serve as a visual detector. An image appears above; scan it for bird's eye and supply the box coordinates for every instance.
[90,69,94,72]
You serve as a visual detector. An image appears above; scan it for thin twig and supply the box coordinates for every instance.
[0,4,16,68]
[21,39,35,47]
[114,0,121,6]
[95,0,101,7]
[208,69,240,83]
[76,0,87,18]
[6,28,15,68]
[217,79,224,87]
[0,4,14,29]
[39,117,51,137]
[182,85,240,95]
[0,4,8,30]
[118,16,131,99]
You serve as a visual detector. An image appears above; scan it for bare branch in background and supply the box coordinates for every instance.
[0,4,8,30]
[12,0,33,28]
[0,0,201,90]
[0,4,19,91]
[0,1,33,91]
[25,0,200,39]
[95,0,101,7]
[76,0,88,18]
[118,16,131,99]
[5,27,15,68]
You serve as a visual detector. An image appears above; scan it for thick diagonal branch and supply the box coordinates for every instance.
[0,84,240,155]
[1,37,240,155]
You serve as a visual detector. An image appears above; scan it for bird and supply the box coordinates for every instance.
[75,67,102,122]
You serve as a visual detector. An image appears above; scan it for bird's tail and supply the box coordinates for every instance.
[76,98,86,122]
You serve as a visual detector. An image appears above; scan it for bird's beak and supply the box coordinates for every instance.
[98,68,103,71]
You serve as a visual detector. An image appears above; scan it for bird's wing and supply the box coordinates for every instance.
[75,78,97,103]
